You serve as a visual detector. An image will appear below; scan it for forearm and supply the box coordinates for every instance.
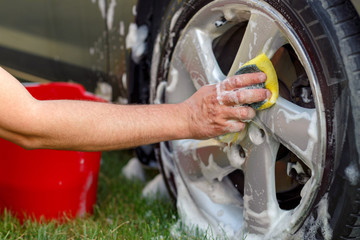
[0,66,268,151]
[0,66,189,151]
[29,100,191,151]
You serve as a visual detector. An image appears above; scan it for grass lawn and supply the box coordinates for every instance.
[0,151,185,239]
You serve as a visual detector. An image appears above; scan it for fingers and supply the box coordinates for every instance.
[218,88,271,106]
[224,120,246,133]
[216,72,269,106]
[222,106,256,121]
[218,106,255,134]
[185,72,270,139]
[220,72,266,91]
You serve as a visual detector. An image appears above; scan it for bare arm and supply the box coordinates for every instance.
[0,67,269,151]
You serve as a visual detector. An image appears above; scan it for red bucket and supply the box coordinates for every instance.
[0,82,106,221]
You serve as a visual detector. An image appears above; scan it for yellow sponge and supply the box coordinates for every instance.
[235,53,279,110]
[218,53,279,143]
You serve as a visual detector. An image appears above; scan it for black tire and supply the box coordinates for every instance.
[150,0,360,239]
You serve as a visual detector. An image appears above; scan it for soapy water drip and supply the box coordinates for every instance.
[200,154,235,182]
[216,81,225,105]
[125,23,149,64]
[227,144,246,169]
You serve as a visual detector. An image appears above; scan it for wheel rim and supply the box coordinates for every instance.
[158,0,326,237]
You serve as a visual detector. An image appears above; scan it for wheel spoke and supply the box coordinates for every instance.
[172,139,235,182]
[177,28,226,88]
[166,57,197,104]
[256,97,320,170]
[243,130,282,234]
[228,12,287,76]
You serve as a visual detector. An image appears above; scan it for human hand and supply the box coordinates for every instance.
[182,72,271,139]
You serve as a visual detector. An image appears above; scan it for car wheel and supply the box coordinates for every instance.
[150,0,360,239]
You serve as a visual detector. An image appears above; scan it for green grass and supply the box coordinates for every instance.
[0,151,181,239]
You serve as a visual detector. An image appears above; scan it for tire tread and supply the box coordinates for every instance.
[319,0,360,239]
[340,186,360,238]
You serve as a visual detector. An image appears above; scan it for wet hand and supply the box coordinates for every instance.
[182,72,271,139]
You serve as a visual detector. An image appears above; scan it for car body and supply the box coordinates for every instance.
[0,0,136,102]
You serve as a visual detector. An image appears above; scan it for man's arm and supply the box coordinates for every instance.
[0,67,269,151]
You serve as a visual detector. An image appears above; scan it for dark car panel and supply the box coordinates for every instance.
[0,0,136,95]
